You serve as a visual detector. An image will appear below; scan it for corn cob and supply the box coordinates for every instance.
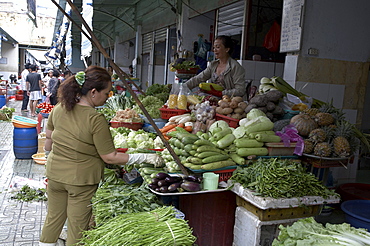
[199,83,223,91]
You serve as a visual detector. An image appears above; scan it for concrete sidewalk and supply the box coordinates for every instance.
[0,99,65,246]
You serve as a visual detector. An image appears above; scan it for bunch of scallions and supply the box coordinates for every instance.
[80,206,197,246]
[272,217,370,246]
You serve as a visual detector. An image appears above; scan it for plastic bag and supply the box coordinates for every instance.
[263,21,281,52]
[9,176,46,192]
[195,36,211,60]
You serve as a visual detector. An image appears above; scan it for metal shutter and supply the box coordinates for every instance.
[142,32,153,54]
[217,1,245,36]
[155,28,167,43]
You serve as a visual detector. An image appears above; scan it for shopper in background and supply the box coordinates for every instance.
[20,63,31,111]
[185,35,246,99]
[26,64,42,117]
[42,70,53,101]
[47,70,60,105]
[39,66,163,246]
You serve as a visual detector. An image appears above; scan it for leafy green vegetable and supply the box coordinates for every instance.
[146,84,170,95]
[110,127,161,149]
[132,95,164,119]
[273,217,370,245]
[105,94,134,111]
[0,106,15,121]
[10,184,47,202]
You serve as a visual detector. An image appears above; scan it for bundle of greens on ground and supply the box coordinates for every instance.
[230,158,338,199]
[80,206,196,246]
[272,217,370,246]
[10,184,47,202]
[92,169,162,226]
[0,106,15,121]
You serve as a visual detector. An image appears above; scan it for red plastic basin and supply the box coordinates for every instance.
[336,183,370,201]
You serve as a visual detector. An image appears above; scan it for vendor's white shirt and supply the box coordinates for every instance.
[20,69,29,90]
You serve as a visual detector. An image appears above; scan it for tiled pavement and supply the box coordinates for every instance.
[0,100,65,246]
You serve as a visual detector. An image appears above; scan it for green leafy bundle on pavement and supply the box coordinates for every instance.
[10,185,47,202]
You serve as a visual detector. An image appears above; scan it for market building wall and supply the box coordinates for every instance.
[0,42,19,81]
[294,0,370,129]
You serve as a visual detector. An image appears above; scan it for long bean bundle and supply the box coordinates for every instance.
[80,206,197,246]
[230,158,338,199]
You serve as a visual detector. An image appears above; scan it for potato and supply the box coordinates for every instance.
[231,113,242,120]
[238,101,248,110]
[229,101,238,109]
[266,101,276,111]
[245,103,257,114]
[222,108,233,115]
[233,107,244,114]
[231,96,243,103]
[216,107,223,114]
[249,94,268,107]
[219,101,230,108]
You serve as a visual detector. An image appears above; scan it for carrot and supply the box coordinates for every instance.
[184,126,193,132]
[160,124,178,133]
[164,127,177,136]
[177,123,185,128]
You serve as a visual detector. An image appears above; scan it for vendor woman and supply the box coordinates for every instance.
[185,35,246,99]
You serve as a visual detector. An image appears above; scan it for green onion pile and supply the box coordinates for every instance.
[80,206,197,246]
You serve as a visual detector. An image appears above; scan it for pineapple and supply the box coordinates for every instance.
[315,112,335,126]
[302,108,320,117]
[314,142,332,157]
[319,100,345,122]
[303,139,314,154]
[333,121,352,157]
[308,128,326,143]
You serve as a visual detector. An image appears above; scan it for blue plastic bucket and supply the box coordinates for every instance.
[341,200,370,230]
[13,127,38,159]
[0,95,6,108]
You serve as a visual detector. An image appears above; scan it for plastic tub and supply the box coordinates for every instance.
[336,183,370,201]
[341,200,370,230]
[0,95,6,108]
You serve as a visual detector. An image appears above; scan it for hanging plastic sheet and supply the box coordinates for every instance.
[81,0,93,58]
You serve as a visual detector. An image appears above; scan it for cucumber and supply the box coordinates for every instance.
[216,133,235,148]
[229,153,246,165]
[141,167,163,175]
[201,133,210,140]
[174,139,184,149]
[248,130,276,139]
[234,138,264,148]
[184,144,193,153]
[197,145,226,154]
[186,157,203,165]
[255,134,281,143]
[197,151,221,158]
[202,154,229,164]
[189,150,197,156]
[200,159,235,170]
[194,139,214,146]
[140,163,155,168]
[183,135,200,145]
[236,147,269,157]
[213,128,233,141]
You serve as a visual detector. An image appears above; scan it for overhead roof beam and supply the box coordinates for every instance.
[93,8,135,30]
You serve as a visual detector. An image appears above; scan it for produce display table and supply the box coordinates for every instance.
[230,182,340,246]
[178,190,236,246]
[150,188,236,246]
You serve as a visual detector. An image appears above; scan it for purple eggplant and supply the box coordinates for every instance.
[151,178,160,184]
[156,172,170,180]
[168,182,182,192]
[148,183,158,190]
[155,187,161,192]
[159,186,169,193]
[181,181,201,192]
[165,176,182,184]
[157,179,168,187]
[184,175,198,182]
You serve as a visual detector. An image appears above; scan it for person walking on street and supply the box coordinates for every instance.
[47,70,60,105]
[26,64,43,117]
[39,66,163,246]
[20,63,31,111]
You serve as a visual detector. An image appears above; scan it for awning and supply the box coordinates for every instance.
[26,49,47,62]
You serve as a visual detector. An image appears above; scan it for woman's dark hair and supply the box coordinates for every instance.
[52,70,60,77]
[58,66,111,111]
[215,35,234,55]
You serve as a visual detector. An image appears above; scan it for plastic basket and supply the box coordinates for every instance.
[341,200,370,230]
[236,196,321,221]
[159,107,190,120]
[110,121,143,130]
[214,114,239,128]
[214,168,236,182]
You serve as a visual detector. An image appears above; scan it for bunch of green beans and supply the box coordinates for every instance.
[80,206,196,246]
[230,158,338,199]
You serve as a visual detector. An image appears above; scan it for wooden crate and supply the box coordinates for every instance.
[236,196,321,221]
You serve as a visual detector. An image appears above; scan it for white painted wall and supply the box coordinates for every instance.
[301,0,370,62]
